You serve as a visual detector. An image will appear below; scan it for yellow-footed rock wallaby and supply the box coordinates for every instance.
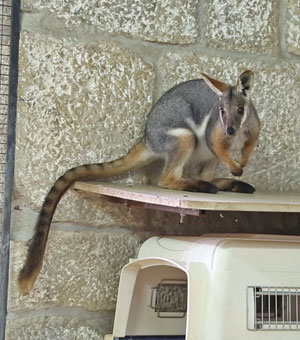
[18,70,260,294]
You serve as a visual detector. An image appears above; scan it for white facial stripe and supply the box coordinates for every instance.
[219,109,225,128]
[240,104,249,126]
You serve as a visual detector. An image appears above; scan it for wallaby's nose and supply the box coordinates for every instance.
[226,127,235,136]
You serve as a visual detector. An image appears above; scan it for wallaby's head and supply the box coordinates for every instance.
[201,70,254,137]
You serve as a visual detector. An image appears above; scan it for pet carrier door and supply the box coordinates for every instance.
[113,258,188,338]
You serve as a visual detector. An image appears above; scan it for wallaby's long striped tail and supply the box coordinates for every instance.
[18,141,153,295]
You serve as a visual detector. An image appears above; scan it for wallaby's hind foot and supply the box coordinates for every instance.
[159,178,218,194]
[232,180,255,193]
[184,180,218,193]
[212,178,255,194]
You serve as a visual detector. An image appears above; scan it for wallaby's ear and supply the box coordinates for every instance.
[201,73,229,97]
[236,70,254,97]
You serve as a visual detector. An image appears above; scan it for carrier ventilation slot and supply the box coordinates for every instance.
[247,286,300,331]
[150,279,187,318]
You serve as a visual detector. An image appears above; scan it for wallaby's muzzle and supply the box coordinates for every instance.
[226,126,235,136]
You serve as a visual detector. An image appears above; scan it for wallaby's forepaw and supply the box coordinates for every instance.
[231,164,243,177]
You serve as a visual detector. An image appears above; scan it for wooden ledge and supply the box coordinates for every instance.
[73,181,300,213]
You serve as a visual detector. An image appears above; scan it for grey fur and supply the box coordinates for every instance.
[146,79,218,153]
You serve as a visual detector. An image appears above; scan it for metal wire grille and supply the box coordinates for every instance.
[150,280,187,318]
[0,0,11,212]
[0,1,19,338]
[247,286,300,331]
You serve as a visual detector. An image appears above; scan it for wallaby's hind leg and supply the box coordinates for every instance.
[212,178,255,194]
[199,160,219,182]
[158,131,218,193]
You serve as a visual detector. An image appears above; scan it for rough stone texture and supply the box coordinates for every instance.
[21,0,198,45]
[0,239,1,278]
[286,0,300,56]
[158,52,300,192]
[21,0,40,11]
[6,311,113,340]
[206,0,279,54]
[11,191,153,241]
[8,229,147,312]
[7,2,300,339]
[16,32,154,216]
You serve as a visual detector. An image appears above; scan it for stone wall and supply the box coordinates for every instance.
[6,0,300,339]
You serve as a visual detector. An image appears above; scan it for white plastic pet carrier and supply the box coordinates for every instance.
[106,234,300,340]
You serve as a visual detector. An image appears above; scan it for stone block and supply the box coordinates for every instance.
[6,311,113,340]
[8,229,147,311]
[16,32,154,218]
[158,52,300,191]
[21,0,41,12]
[286,0,300,56]
[21,0,198,44]
[206,0,279,54]
[11,188,152,240]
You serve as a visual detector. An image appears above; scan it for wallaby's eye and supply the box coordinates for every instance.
[220,108,225,116]
[237,107,244,115]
